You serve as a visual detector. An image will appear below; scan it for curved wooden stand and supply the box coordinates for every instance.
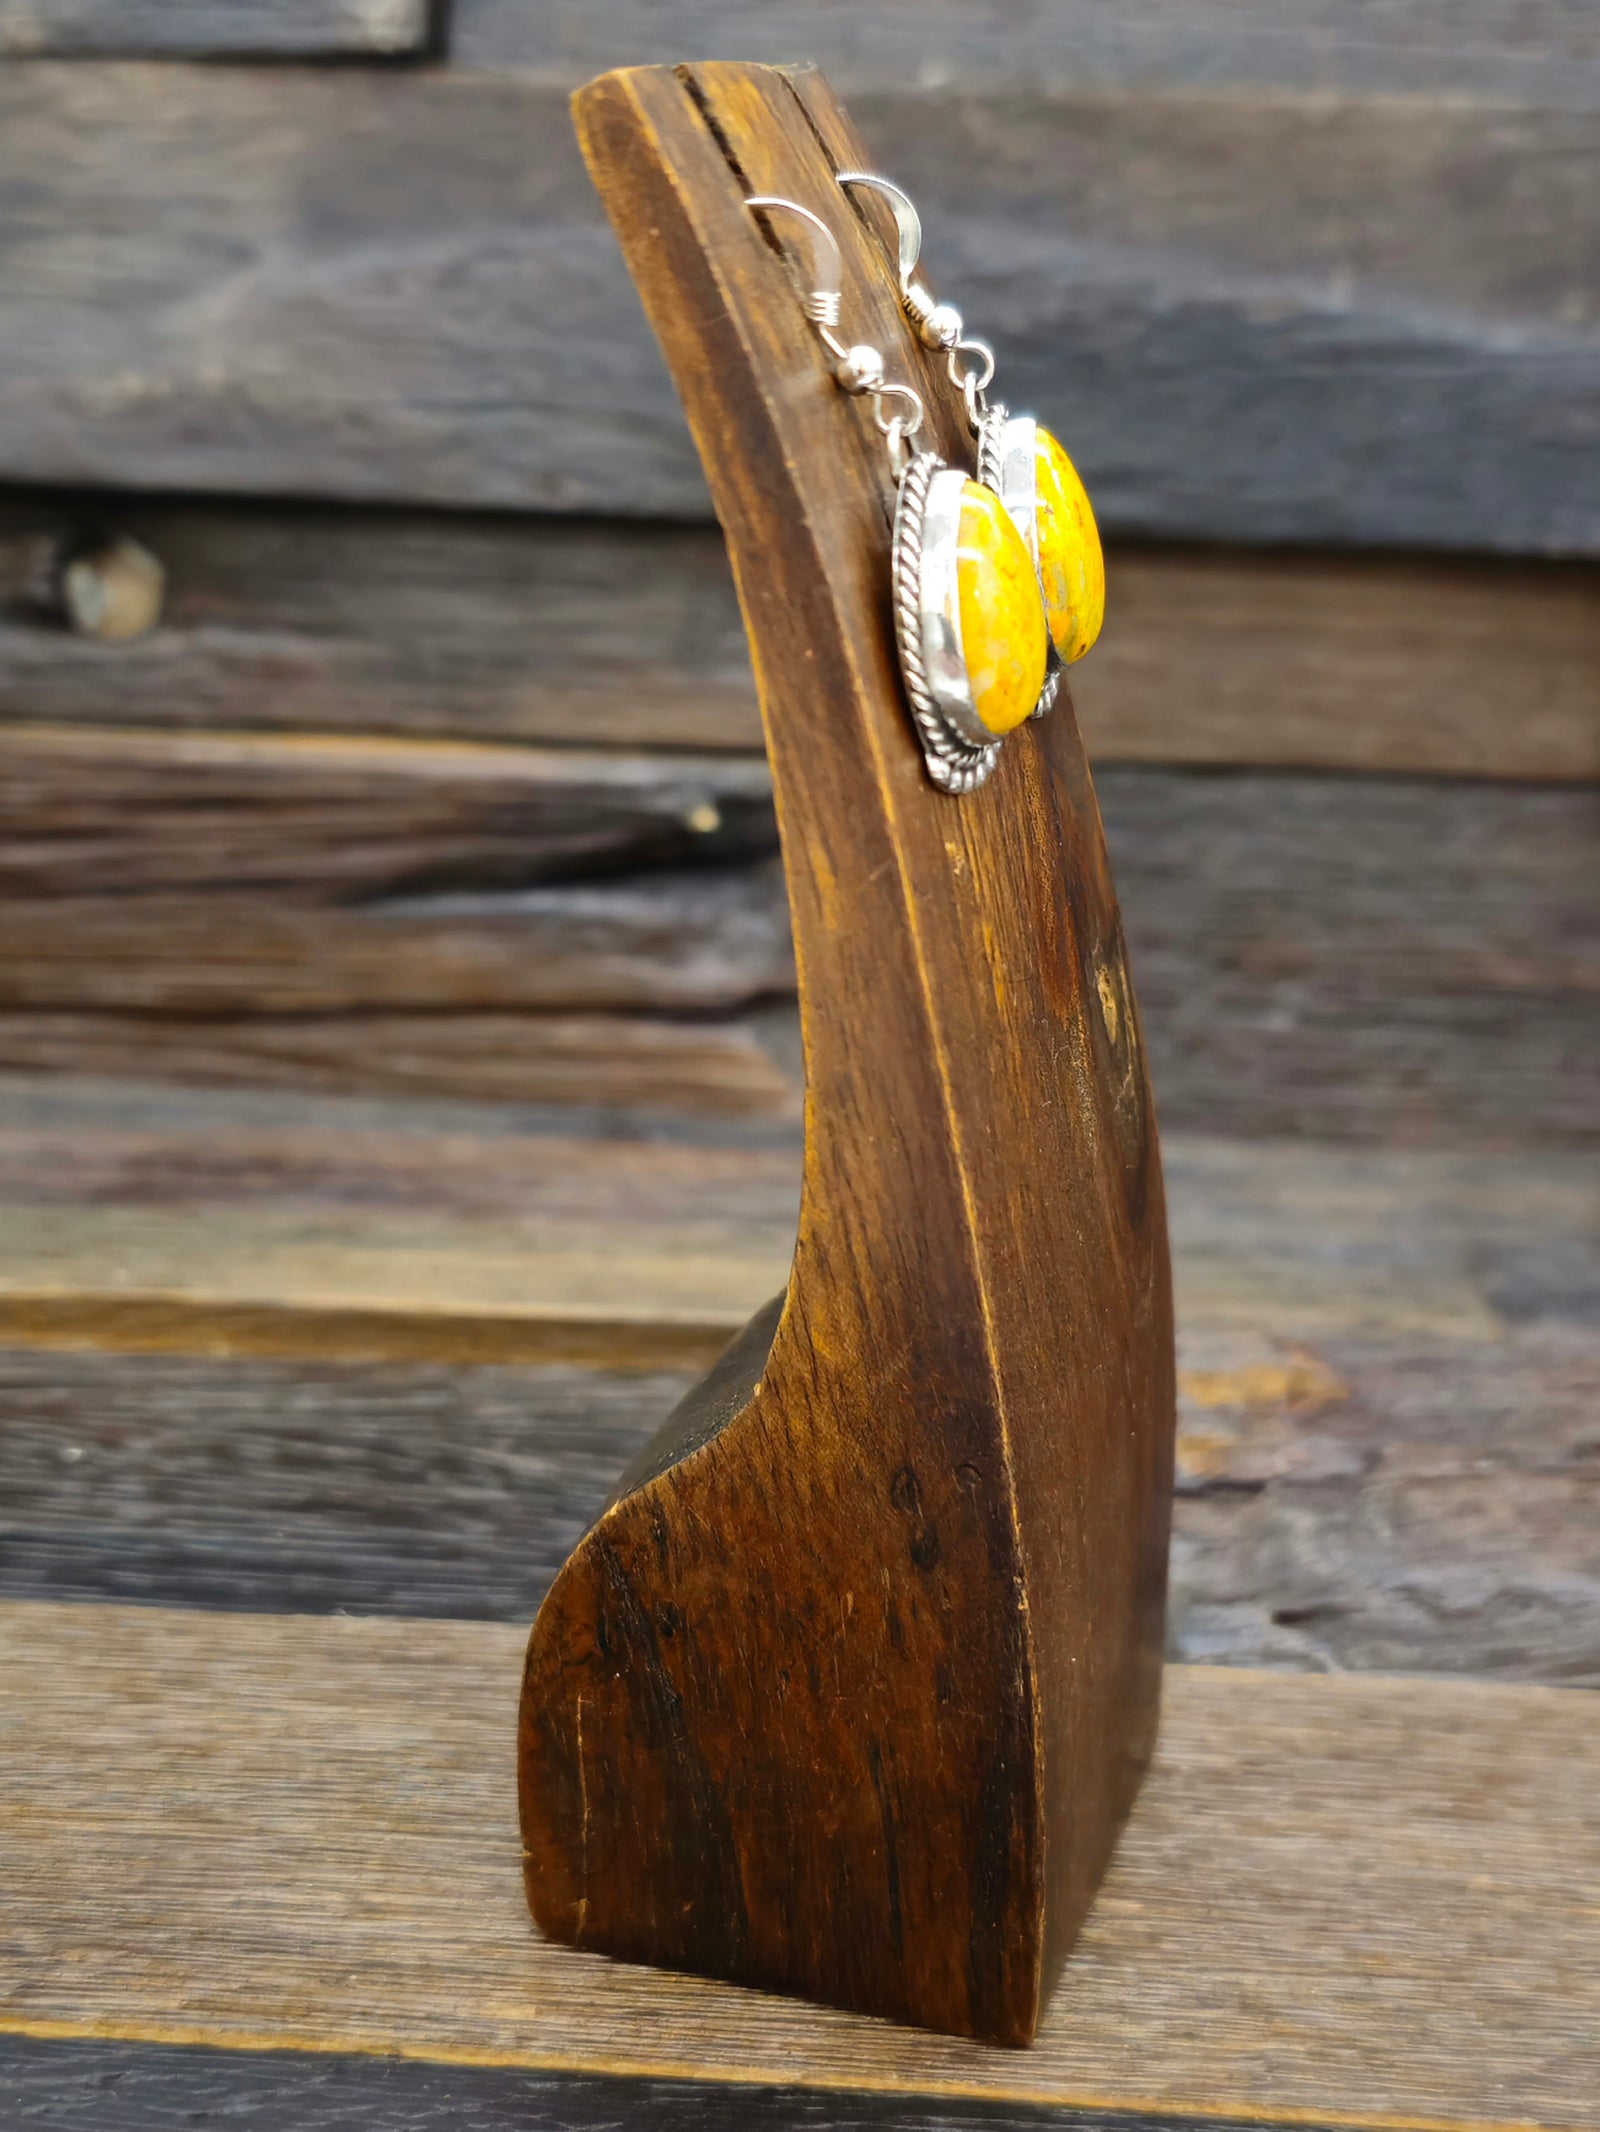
[518,61,1176,2047]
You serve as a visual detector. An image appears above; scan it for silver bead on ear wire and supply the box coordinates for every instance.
[839,168,1112,701]
[837,172,996,433]
[746,195,926,475]
[744,190,1057,793]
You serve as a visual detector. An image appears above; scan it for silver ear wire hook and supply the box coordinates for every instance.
[838,170,996,429]
[742,200,1022,791]
[837,170,923,289]
[745,193,925,472]
[746,195,846,345]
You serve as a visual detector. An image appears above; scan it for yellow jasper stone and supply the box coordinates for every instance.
[955,478,1048,738]
[1034,426,1105,664]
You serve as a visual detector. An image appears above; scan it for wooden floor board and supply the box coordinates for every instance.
[1,1074,1592,1364]
[0,1073,1593,1677]
[3,1066,1595,1364]
[6,746,1593,1145]
[0,1601,1594,2126]
[0,1329,1592,1680]
[0,2033,1360,2132]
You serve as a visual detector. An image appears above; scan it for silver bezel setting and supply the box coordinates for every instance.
[977,406,1061,719]
[891,452,1002,793]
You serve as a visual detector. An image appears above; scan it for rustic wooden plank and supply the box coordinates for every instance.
[0,0,429,57]
[0,497,762,753]
[0,1072,1592,1367]
[0,2036,1354,2132]
[453,1,1600,108]
[0,724,776,897]
[1169,1323,1600,1682]
[0,871,795,1015]
[0,1072,804,1365]
[3,743,1592,1143]
[0,1006,803,1119]
[1084,546,1600,781]
[1104,770,1600,1149]
[0,1325,1593,1682]
[5,494,1597,777]
[2,66,1597,551]
[0,1348,691,1620]
[1,1600,1595,2123]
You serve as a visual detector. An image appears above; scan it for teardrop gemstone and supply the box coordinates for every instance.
[955,479,1049,738]
[1034,428,1105,664]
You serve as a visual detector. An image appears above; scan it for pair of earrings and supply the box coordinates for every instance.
[748,173,1105,793]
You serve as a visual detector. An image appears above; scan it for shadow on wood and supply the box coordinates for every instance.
[517,61,1176,2045]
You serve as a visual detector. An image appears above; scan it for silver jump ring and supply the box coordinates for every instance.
[872,380,924,442]
[949,338,995,396]
[953,342,995,430]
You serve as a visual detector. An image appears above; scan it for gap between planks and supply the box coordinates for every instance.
[0,1600,1595,2126]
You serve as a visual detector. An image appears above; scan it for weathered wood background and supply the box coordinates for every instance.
[0,10,1596,2124]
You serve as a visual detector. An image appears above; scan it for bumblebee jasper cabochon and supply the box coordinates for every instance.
[980,410,1106,666]
[891,455,1049,791]
[955,481,1048,738]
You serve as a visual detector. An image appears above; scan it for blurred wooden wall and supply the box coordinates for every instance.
[1,29,1598,2112]
[0,0,1595,1147]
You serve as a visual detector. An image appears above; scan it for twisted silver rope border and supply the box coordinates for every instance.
[891,451,1002,794]
[975,404,1007,493]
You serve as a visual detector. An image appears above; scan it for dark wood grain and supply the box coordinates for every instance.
[3,754,1592,1145]
[4,1072,1591,1364]
[0,724,776,898]
[517,57,1177,2044]
[0,2034,1438,2132]
[0,864,795,1015]
[0,1349,688,1620]
[3,1602,1597,2127]
[1109,770,1600,1150]
[5,492,1596,776]
[0,1328,1593,1683]
[3,65,1597,551]
[0,1005,803,1118]
[0,495,761,752]
[0,0,429,56]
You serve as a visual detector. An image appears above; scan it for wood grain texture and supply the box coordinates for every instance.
[0,0,429,56]
[1107,770,1600,1150]
[1169,1323,1600,1684]
[0,2037,1383,2132]
[0,1071,1592,1364]
[4,753,1592,1147]
[0,1330,1593,1683]
[0,724,776,897]
[1081,546,1600,782]
[0,1073,806,1366]
[5,493,1596,777]
[453,0,1600,108]
[513,58,1175,2044]
[1,65,1597,551]
[0,1006,803,1119]
[0,865,796,1015]
[1,1601,1597,2125]
[0,497,762,753]
[0,1349,692,1620]
[0,721,797,1111]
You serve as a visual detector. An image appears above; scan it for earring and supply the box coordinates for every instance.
[839,172,1106,681]
[747,195,1048,794]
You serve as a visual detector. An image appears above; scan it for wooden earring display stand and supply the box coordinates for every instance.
[518,61,1176,2048]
